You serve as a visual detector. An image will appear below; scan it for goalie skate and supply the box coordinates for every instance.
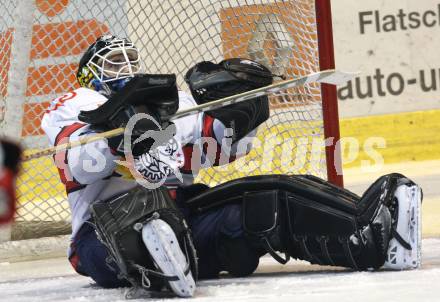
[383,184,422,270]
[142,218,196,297]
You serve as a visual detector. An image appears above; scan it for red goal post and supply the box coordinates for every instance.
[316,0,344,187]
[0,0,343,241]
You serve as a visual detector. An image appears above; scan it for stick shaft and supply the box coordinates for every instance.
[24,128,124,161]
[171,69,355,120]
[24,69,355,161]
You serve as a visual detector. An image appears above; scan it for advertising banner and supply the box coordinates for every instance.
[332,0,440,117]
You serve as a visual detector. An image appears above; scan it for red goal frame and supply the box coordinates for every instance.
[316,0,344,187]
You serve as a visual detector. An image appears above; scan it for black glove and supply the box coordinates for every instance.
[185,58,273,141]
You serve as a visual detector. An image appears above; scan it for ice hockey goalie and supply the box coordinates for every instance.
[41,35,422,299]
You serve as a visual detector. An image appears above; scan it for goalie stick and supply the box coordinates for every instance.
[24,69,356,161]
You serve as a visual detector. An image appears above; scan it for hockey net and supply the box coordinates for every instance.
[0,0,341,242]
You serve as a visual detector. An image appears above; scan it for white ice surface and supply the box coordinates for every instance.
[2,162,440,301]
[1,239,440,302]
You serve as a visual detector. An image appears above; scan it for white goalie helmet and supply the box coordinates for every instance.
[77,35,141,94]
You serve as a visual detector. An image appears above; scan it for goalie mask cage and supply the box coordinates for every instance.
[0,0,342,241]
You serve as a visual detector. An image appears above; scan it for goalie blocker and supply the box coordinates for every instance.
[78,73,179,156]
[185,173,422,273]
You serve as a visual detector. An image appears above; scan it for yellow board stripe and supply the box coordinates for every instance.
[340,109,440,168]
[16,110,440,236]
[18,109,440,199]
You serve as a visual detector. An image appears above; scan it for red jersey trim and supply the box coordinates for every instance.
[53,123,87,194]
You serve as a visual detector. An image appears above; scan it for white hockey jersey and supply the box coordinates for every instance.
[41,87,254,248]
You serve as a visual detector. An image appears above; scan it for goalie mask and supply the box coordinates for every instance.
[77,35,141,95]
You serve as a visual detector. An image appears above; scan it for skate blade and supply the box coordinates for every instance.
[384,185,422,270]
[142,219,196,297]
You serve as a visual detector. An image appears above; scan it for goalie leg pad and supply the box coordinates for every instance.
[242,190,290,264]
[90,186,198,296]
[240,183,380,269]
[186,175,370,269]
[186,174,421,271]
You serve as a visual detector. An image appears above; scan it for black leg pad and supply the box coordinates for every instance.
[185,174,414,270]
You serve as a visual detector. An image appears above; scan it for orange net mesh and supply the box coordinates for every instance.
[0,0,330,240]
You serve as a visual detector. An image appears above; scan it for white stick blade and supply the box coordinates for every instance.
[317,70,358,85]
